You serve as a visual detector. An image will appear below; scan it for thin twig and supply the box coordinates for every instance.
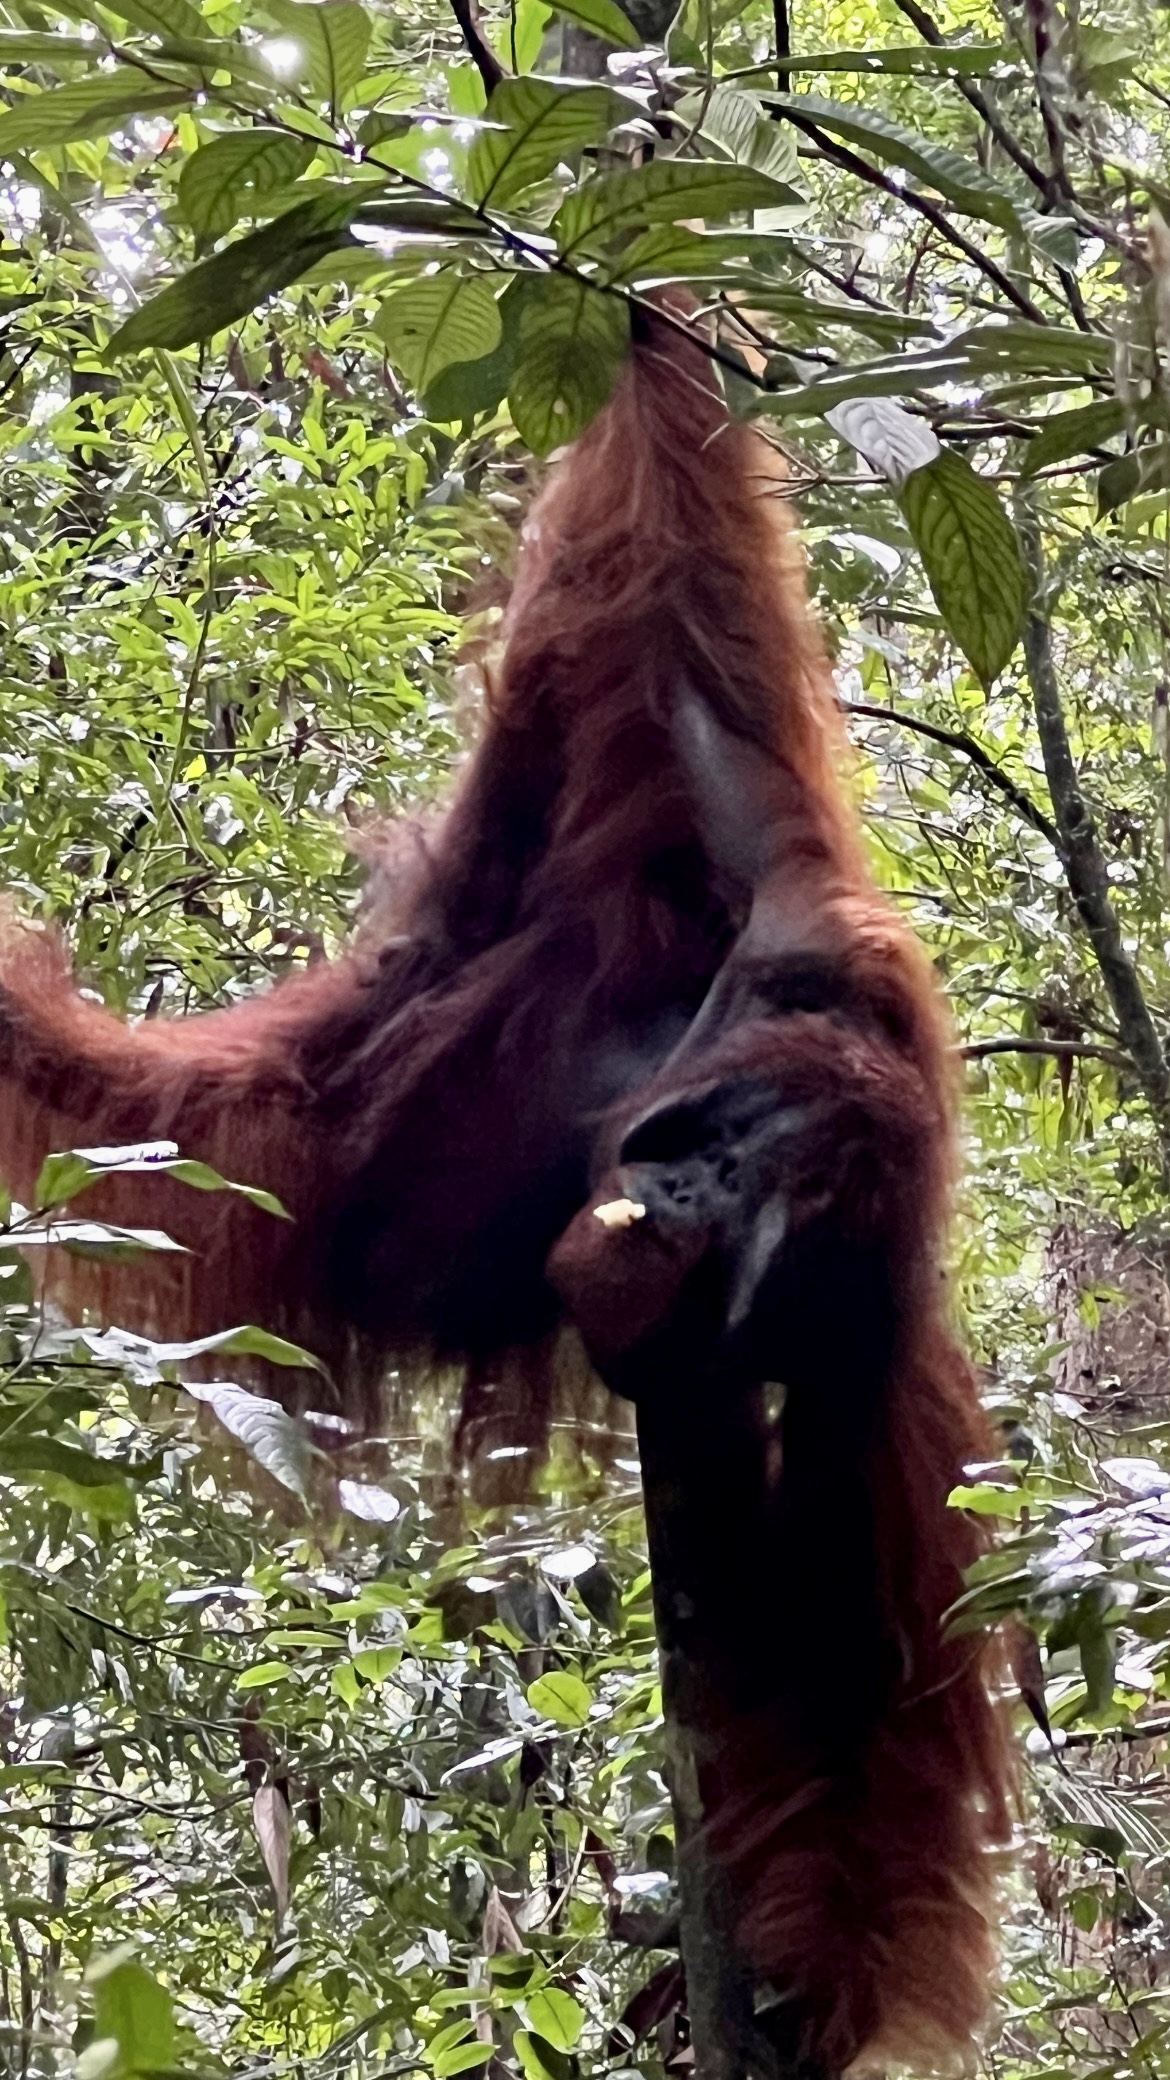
[845,700,1063,852]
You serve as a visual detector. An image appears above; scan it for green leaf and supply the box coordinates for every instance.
[0,1436,141,1486]
[468,77,624,209]
[1019,209,1079,270]
[1096,441,1170,517]
[0,72,190,155]
[149,1322,324,1370]
[423,277,524,420]
[523,1989,584,2051]
[107,193,361,354]
[960,320,1112,376]
[526,1669,593,1726]
[34,1141,289,1217]
[601,223,798,284]
[679,83,801,184]
[502,0,553,70]
[0,30,97,57]
[433,2042,496,2076]
[376,273,502,392]
[105,0,209,38]
[767,93,1020,231]
[508,273,628,452]
[556,157,800,255]
[514,2031,575,2080]
[899,449,1028,689]
[23,1217,187,1258]
[1078,1614,1117,1721]
[1021,398,1128,477]
[264,0,371,107]
[356,109,413,148]
[92,1960,175,2075]
[773,41,1016,73]
[179,129,317,237]
[35,1149,97,1210]
[235,1659,292,1689]
[181,1382,314,1502]
[545,0,640,48]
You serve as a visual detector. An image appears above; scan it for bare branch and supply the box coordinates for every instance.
[961,1037,1130,1069]
[448,0,505,97]
[845,700,1064,853]
[1015,497,1170,1139]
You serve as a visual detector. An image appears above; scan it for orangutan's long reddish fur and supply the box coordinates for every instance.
[0,308,1012,2070]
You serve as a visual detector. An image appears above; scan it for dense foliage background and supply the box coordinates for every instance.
[1,0,1169,2070]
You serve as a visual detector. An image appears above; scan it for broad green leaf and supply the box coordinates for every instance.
[556,157,800,255]
[0,1436,143,1486]
[899,449,1028,689]
[0,72,190,154]
[1096,441,1170,517]
[960,320,1113,376]
[376,273,502,391]
[500,0,553,70]
[34,1140,288,1218]
[107,0,209,37]
[523,1989,584,2051]
[0,30,97,57]
[424,276,524,420]
[545,0,640,48]
[508,273,628,451]
[35,1148,98,1209]
[264,0,370,107]
[739,282,936,343]
[150,1322,324,1370]
[21,1217,187,1257]
[1078,1613,1117,1721]
[767,92,1021,231]
[514,2031,575,2080]
[235,1659,292,1689]
[1019,209,1079,269]
[526,1668,593,1725]
[1021,398,1128,477]
[179,128,317,236]
[181,1381,314,1501]
[41,1474,135,1522]
[108,193,361,353]
[433,2042,495,2076]
[92,1960,175,2075]
[758,348,973,416]
[602,223,797,284]
[356,108,413,148]
[447,60,487,116]
[758,323,1112,418]
[679,83,801,184]
[468,78,624,209]
[773,41,1016,73]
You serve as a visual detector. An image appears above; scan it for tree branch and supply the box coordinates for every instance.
[887,0,1050,193]
[785,112,1049,324]
[1015,497,1170,1138]
[961,1037,1131,1069]
[447,0,505,96]
[845,700,1064,853]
